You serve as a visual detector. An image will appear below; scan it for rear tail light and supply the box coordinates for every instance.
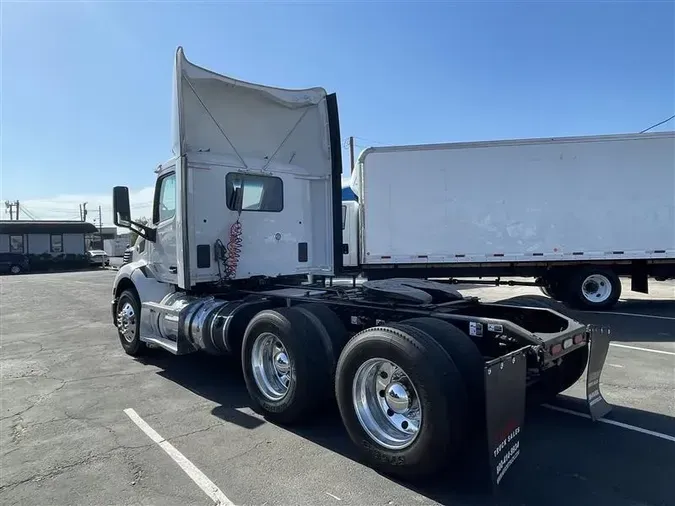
[573,334,585,345]
[551,344,562,355]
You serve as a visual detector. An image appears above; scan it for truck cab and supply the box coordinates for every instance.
[112,47,343,291]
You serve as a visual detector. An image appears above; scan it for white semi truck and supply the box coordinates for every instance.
[111,47,613,487]
[340,132,675,310]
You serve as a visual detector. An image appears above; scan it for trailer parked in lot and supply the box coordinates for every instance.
[341,132,675,310]
[110,47,612,486]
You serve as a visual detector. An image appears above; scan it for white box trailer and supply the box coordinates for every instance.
[343,132,675,309]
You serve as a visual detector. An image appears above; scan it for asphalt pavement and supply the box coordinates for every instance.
[1,271,674,506]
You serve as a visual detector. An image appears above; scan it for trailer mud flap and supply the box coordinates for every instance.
[484,346,528,490]
[586,324,612,421]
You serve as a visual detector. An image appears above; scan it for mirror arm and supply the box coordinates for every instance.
[129,220,156,242]
[115,214,156,243]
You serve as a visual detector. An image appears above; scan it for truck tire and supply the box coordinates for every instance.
[401,317,485,426]
[335,323,468,481]
[241,307,332,425]
[565,267,621,310]
[293,303,348,377]
[537,271,567,302]
[116,289,147,356]
[10,264,23,275]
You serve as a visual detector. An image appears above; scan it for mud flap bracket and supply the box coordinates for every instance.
[585,324,612,421]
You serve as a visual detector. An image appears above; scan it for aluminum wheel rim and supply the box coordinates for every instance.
[10,265,20,274]
[117,302,136,343]
[352,358,422,450]
[582,274,612,303]
[251,333,293,401]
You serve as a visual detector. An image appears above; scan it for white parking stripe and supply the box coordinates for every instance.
[610,343,675,356]
[542,404,675,443]
[124,408,234,506]
[588,311,675,321]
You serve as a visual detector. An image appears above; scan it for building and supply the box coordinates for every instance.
[0,221,98,270]
[87,226,129,250]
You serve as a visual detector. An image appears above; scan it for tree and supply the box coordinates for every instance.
[128,217,149,246]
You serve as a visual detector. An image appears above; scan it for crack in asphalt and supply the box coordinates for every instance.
[0,445,152,492]
[169,422,228,441]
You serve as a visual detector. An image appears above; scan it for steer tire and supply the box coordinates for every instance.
[241,307,331,425]
[335,323,468,482]
[116,289,147,356]
[402,317,485,428]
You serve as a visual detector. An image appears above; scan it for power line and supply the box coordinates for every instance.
[353,135,390,146]
[19,206,39,220]
[640,114,675,134]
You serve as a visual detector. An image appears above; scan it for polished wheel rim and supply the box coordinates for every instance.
[251,333,293,401]
[117,302,137,343]
[10,266,20,274]
[352,358,422,450]
[582,274,612,303]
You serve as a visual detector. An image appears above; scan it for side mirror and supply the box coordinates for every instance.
[113,186,132,225]
[112,186,157,242]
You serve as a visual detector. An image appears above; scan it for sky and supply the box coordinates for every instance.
[1,1,674,226]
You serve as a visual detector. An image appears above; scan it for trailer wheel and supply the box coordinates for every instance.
[539,279,567,301]
[116,289,147,356]
[241,307,331,424]
[335,323,468,481]
[402,318,485,426]
[566,268,621,310]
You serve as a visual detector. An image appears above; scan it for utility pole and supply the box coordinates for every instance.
[4,200,19,220]
[98,205,103,248]
[81,202,88,222]
[5,201,14,220]
[349,136,355,174]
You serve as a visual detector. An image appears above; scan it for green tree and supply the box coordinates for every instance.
[128,216,149,246]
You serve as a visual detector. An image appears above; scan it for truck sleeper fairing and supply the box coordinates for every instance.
[171,47,343,289]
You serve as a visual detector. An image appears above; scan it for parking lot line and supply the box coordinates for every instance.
[589,311,675,321]
[610,343,675,356]
[542,404,675,443]
[124,408,235,506]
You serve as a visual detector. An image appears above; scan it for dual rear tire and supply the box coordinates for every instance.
[241,306,482,481]
[540,267,622,311]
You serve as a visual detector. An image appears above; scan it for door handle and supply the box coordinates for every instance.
[169,266,177,273]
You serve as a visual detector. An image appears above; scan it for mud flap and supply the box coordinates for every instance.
[484,346,529,490]
[586,324,612,421]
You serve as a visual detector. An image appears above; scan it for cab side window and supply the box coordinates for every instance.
[153,173,176,224]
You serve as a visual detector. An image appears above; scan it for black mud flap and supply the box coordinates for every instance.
[586,324,612,421]
[484,346,529,490]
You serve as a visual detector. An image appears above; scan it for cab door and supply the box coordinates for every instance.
[146,166,178,285]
